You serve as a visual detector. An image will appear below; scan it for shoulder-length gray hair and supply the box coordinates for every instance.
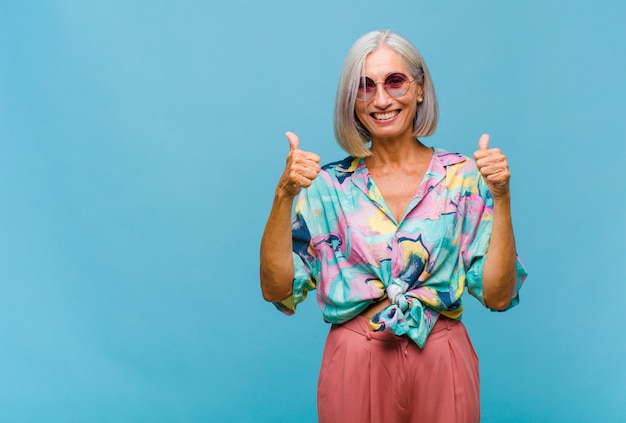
[334,30,439,158]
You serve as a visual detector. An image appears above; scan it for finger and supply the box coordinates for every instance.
[300,151,322,163]
[480,157,510,176]
[298,164,322,180]
[288,161,321,184]
[478,133,490,151]
[484,173,511,189]
[475,149,507,173]
[481,165,510,179]
[293,160,321,174]
[476,151,505,167]
[285,131,300,152]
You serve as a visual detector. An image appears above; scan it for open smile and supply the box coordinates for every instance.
[371,110,400,121]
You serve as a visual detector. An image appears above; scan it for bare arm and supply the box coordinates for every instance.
[260,132,321,302]
[473,134,518,310]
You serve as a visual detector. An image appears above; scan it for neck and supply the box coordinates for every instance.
[367,137,432,168]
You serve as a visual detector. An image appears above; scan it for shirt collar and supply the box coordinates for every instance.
[432,148,467,167]
[333,147,467,175]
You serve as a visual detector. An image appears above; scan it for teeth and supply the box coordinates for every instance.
[373,111,398,120]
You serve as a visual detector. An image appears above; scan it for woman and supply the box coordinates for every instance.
[260,29,527,423]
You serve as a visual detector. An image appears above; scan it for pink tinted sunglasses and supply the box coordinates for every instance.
[356,72,416,101]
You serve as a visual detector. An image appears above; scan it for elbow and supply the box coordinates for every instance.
[261,290,276,302]
[260,271,293,303]
[261,286,291,303]
[482,273,516,311]
[485,297,512,311]
[483,287,514,310]
[261,288,292,303]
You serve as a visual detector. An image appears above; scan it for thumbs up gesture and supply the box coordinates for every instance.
[473,134,510,199]
[278,131,321,198]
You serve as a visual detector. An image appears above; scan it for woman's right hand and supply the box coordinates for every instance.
[260,132,321,302]
[278,132,321,197]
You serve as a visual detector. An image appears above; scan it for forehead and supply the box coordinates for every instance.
[363,46,408,77]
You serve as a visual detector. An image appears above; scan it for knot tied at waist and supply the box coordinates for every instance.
[369,279,439,348]
[385,281,409,311]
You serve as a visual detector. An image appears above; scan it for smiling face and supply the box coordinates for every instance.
[355,46,424,144]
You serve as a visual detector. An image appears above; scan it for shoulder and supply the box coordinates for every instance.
[296,156,357,220]
[433,148,479,175]
[314,155,361,186]
[299,156,360,204]
[321,155,360,174]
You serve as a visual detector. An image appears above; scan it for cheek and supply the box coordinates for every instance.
[402,101,416,121]
[354,105,368,126]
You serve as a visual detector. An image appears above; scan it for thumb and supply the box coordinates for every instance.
[478,133,490,150]
[285,131,300,151]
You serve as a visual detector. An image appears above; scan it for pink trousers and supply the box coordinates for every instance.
[317,316,480,423]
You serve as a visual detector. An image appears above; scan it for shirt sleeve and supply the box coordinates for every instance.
[463,174,528,311]
[273,193,321,315]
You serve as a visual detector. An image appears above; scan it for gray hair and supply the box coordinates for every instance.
[333,30,439,157]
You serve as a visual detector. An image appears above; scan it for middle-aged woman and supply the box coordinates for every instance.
[260,29,527,423]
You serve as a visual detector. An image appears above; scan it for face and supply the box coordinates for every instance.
[354,46,423,143]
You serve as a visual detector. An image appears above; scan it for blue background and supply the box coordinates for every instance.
[1,1,625,421]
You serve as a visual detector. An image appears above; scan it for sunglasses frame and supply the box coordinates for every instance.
[356,72,416,101]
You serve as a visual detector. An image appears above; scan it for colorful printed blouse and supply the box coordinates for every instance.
[274,148,527,347]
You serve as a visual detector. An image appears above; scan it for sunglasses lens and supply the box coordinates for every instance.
[357,77,376,100]
[384,73,410,97]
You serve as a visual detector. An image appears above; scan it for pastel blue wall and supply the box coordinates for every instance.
[1,1,624,421]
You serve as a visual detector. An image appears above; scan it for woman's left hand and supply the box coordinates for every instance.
[473,133,517,310]
[473,133,510,199]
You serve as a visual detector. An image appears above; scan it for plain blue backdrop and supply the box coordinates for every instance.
[1,1,625,421]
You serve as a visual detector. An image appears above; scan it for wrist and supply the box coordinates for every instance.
[491,189,511,203]
[275,184,298,202]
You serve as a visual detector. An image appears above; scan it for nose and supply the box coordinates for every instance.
[372,81,392,108]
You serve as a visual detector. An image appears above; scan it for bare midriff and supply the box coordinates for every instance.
[360,298,392,319]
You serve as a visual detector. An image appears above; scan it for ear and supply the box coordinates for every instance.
[415,82,425,103]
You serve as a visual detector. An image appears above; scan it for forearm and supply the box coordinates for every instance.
[260,190,296,302]
[261,131,321,302]
[481,194,518,310]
